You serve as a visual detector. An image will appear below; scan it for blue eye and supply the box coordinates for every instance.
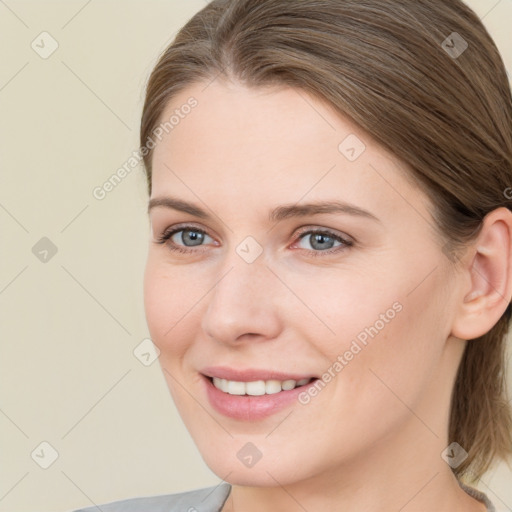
[171,229,212,247]
[155,225,353,256]
[156,226,214,253]
[294,229,353,255]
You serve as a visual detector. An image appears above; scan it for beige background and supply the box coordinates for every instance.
[0,1,511,511]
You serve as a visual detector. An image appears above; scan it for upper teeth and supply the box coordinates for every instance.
[212,377,311,395]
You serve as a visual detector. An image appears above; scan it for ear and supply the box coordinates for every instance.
[451,207,512,340]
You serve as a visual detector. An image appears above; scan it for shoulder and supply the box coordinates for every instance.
[458,481,496,512]
[71,483,232,512]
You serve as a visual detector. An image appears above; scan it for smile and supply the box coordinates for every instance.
[200,369,320,420]
[211,377,313,395]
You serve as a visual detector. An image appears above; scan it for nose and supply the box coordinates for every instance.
[200,254,283,346]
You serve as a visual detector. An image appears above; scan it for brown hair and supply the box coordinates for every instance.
[140,0,512,482]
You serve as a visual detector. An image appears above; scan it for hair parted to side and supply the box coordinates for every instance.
[140,0,512,482]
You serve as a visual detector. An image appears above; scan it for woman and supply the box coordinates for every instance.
[74,0,512,510]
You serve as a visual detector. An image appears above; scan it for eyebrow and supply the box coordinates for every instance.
[147,196,381,224]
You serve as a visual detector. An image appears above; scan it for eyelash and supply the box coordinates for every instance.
[154,224,354,257]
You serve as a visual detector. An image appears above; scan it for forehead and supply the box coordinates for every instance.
[153,81,343,167]
[150,80,430,224]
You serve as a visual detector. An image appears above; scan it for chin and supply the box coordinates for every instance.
[195,439,313,488]
[208,461,301,487]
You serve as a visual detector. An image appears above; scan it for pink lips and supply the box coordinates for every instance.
[200,366,318,421]
[200,366,316,382]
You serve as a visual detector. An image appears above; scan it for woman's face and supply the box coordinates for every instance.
[144,80,462,486]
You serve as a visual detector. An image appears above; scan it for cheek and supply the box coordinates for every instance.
[338,272,448,413]
[286,265,405,356]
[143,257,202,358]
[291,260,447,391]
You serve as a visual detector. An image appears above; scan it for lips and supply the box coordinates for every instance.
[199,366,320,420]
[200,365,317,382]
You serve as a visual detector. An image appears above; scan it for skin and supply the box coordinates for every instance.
[143,79,512,512]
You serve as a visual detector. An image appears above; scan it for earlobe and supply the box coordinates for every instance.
[451,207,512,340]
